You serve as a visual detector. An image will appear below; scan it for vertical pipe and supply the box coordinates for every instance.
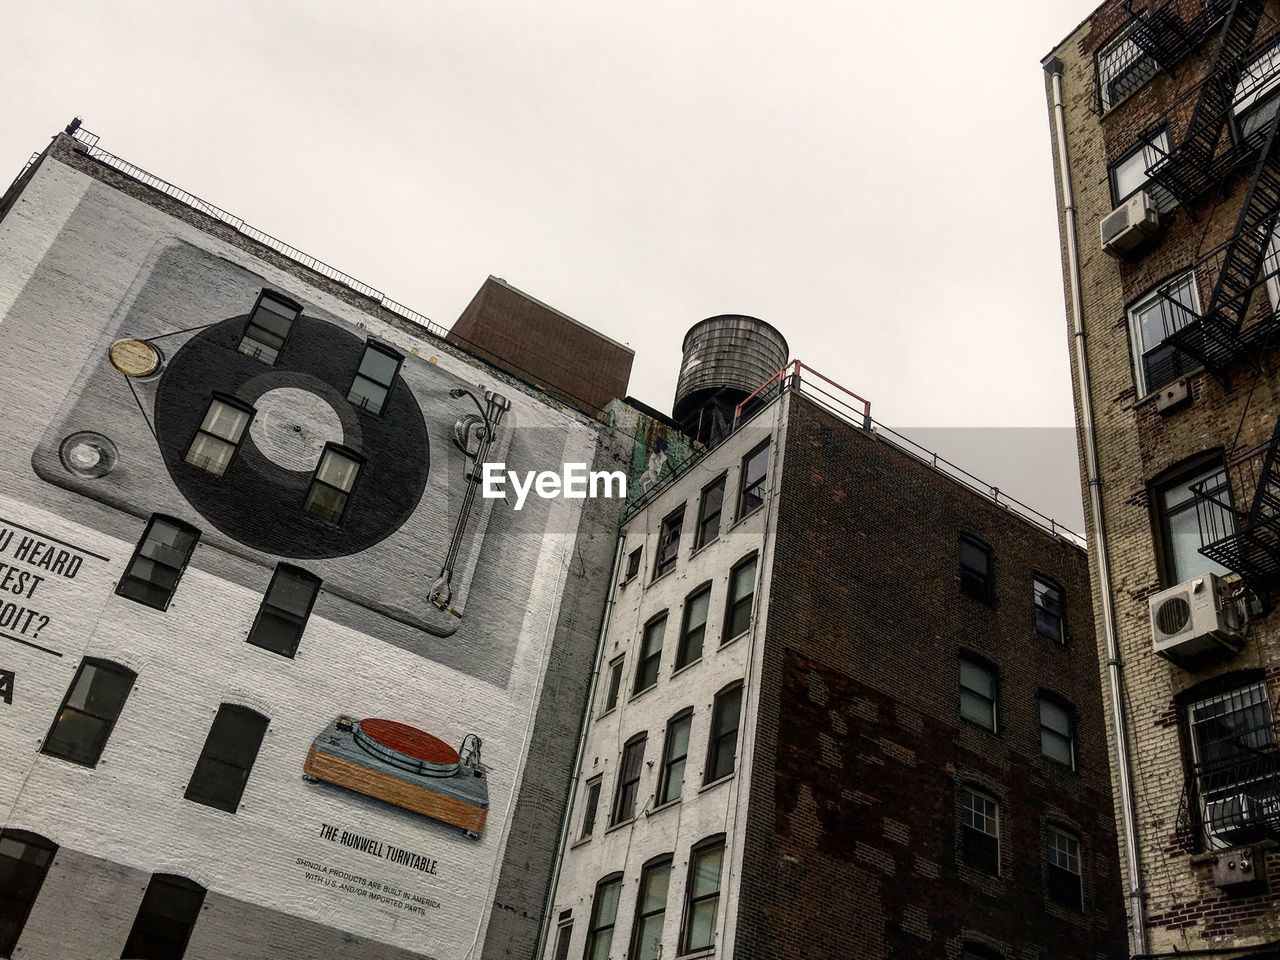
[1045,56,1148,955]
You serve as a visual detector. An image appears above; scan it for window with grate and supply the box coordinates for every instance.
[1129,272,1201,397]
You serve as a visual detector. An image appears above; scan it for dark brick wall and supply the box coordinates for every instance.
[448,277,633,418]
[736,396,1126,960]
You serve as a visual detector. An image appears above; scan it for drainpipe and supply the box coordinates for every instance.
[1045,56,1148,956]
[533,531,626,960]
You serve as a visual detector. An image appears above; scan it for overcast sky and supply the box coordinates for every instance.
[1,0,1101,530]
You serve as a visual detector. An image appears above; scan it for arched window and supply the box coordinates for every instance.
[680,835,726,954]
[629,854,673,960]
[185,704,269,813]
[584,872,623,960]
[0,830,57,956]
[42,658,136,767]
[122,874,206,959]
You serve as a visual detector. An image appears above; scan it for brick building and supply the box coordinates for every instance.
[541,339,1125,958]
[1045,1,1280,955]
[0,124,633,960]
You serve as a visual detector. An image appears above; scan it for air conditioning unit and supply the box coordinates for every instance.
[1101,191,1160,257]
[1150,574,1244,664]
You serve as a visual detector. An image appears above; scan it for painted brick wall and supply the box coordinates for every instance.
[1047,3,1280,951]
[735,396,1126,960]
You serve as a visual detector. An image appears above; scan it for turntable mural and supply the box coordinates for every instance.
[0,165,621,960]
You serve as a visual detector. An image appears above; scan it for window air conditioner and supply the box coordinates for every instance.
[1101,190,1160,257]
[1149,573,1244,664]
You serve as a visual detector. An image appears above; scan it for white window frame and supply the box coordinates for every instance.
[1110,129,1173,208]
[1234,40,1280,141]
[1128,271,1201,397]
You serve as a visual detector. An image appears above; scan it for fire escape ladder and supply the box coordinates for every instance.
[1166,105,1280,374]
[1149,0,1267,205]
[1194,416,1280,590]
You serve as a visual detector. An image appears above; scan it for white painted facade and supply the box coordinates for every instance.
[544,401,789,960]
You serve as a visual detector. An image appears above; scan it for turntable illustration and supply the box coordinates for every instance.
[31,240,514,638]
[303,716,489,838]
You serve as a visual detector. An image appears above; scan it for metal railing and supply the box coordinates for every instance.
[624,361,1085,546]
[65,126,449,341]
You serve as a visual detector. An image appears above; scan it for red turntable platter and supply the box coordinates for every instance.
[354,719,461,777]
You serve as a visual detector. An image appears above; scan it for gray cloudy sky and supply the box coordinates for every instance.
[1,0,1100,531]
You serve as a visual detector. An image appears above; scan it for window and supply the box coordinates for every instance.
[634,613,666,695]
[1033,575,1065,642]
[602,657,624,713]
[680,836,725,954]
[695,475,726,548]
[737,440,770,519]
[347,340,402,416]
[1187,681,1277,848]
[724,553,757,642]
[961,944,1002,960]
[675,585,711,670]
[579,777,602,840]
[552,920,573,960]
[304,445,362,524]
[121,874,206,960]
[116,516,200,611]
[238,289,300,364]
[1234,40,1280,142]
[1156,457,1234,584]
[705,682,743,784]
[624,547,642,582]
[1046,826,1084,911]
[610,733,647,826]
[656,710,693,806]
[654,507,685,579]
[959,655,998,732]
[185,705,269,813]
[1109,129,1172,207]
[1129,272,1200,396]
[41,658,135,767]
[247,565,321,658]
[630,856,672,960]
[1097,23,1158,112]
[1040,696,1076,770]
[959,786,1000,875]
[958,535,993,604]
[0,830,56,957]
[184,396,254,477]
[584,874,622,960]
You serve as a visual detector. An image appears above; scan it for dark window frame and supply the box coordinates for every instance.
[1039,692,1077,771]
[959,652,999,733]
[1152,451,1234,587]
[1033,573,1066,643]
[629,854,674,960]
[0,829,57,958]
[961,943,1003,960]
[184,704,269,814]
[601,656,625,714]
[694,474,727,549]
[675,582,712,671]
[704,681,743,785]
[958,534,994,605]
[723,551,758,644]
[552,920,573,960]
[115,515,201,612]
[121,873,207,960]
[246,564,321,658]
[41,657,136,768]
[623,546,643,583]
[1046,824,1084,912]
[304,443,364,526]
[1108,126,1171,207]
[656,708,694,806]
[347,339,404,417]
[184,393,256,477]
[653,506,686,580]
[238,288,301,366]
[679,834,726,955]
[958,784,1001,876]
[633,612,667,695]
[736,439,770,520]
[610,732,647,827]
[584,872,623,960]
[1127,269,1202,397]
[579,776,603,840]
